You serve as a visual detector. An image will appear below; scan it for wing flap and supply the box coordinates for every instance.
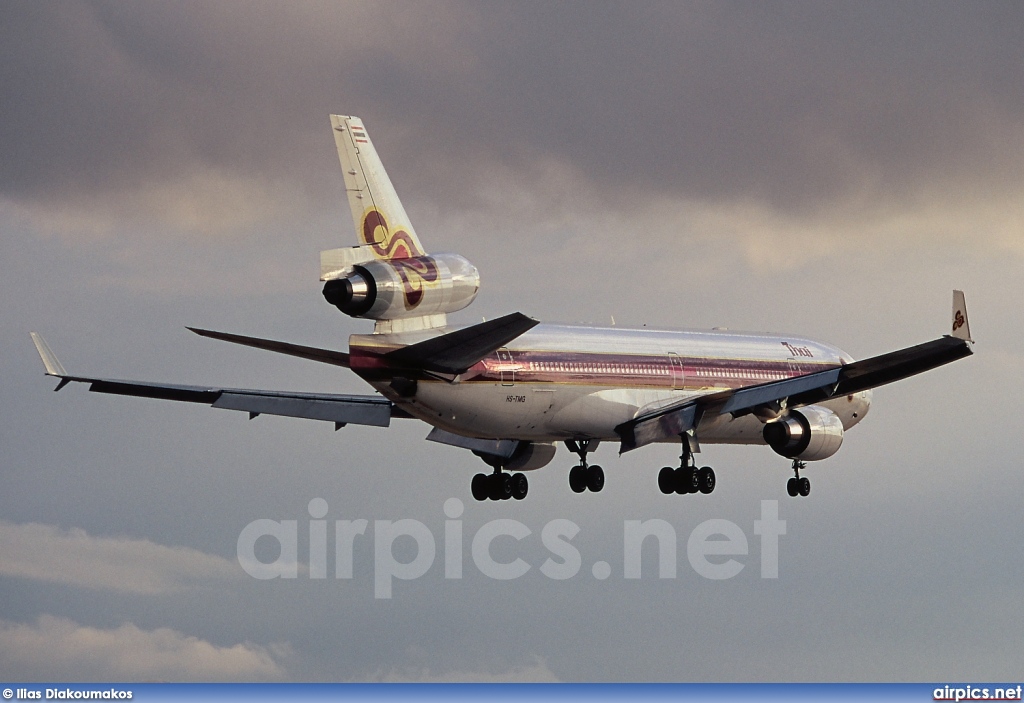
[719,367,842,415]
[213,391,391,426]
[620,402,699,453]
[425,427,520,459]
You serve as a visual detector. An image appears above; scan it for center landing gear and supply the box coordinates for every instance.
[471,465,528,502]
[786,459,810,497]
[565,440,604,493]
[658,435,716,495]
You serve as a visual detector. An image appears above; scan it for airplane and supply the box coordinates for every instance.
[32,114,974,502]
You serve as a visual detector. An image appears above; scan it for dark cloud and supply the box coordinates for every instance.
[3,2,1022,222]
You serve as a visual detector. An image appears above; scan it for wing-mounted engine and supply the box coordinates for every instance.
[323,253,480,320]
[762,404,844,461]
[497,441,558,472]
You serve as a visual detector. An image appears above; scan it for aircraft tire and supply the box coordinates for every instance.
[586,465,605,492]
[698,467,716,494]
[658,467,675,494]
[511,472,529,500]
[689,468,701,493]
[489,473,513,501]
[798,476,811,497]
[471,473,488,501]
[569,466,587,493]
[673,467,687,495]
[787,477,799,497]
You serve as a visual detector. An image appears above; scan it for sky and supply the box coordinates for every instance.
[2,0,1023,682]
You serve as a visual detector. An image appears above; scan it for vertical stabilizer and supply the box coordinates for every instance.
[331,115,426,259]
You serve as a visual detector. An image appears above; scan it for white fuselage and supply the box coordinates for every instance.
[350,323,872,445]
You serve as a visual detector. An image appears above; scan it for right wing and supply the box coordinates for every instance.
[30,333,395,429]
[616,291,974,452]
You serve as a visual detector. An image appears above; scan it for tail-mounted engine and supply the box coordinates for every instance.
[762,405,844,461]
[323,253,479,320]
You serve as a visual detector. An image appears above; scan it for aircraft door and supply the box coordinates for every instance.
[497,348,515,386]
[668,352,684,390]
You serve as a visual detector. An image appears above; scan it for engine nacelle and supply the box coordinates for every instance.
[504,442,558,471]
[762,405,844,461]
[473,441,557,471]
[323,253,479,320]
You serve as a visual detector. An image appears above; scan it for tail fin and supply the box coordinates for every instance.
[331,115,426,260]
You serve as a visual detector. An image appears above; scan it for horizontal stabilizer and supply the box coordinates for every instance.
[188,327,350,368]
[320,246,376,281]
[384,312,539,375]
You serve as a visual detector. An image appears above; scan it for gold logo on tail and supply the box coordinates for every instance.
[361,209,438,309]
[953,310,965,331]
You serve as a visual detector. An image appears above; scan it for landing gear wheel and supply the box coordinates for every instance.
[568,465,587,493]
[698,466,716,494]
[511,473,529,500]
[471,473,488,502]
[489,472,513,501]
[798,476,810,497]
[787,477,798,497]
[674,467,698,494]
[658,467,675,494]
[586,465,605,492]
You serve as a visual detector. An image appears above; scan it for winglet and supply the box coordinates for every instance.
[31,332,72,390]
[951,290,973,343]
[31,332,68,377]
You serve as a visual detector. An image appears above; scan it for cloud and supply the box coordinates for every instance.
[3,2,1022,259]
[0,615,290,681]
[0,521,240,594]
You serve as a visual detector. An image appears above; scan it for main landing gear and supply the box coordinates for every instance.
[786,459,810,497]
[658,435,716,496]
[471,467,529,502]
[565,440,604,493]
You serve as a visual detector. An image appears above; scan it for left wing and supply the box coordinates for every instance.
[30,333,394,429]
[616,292,974,452]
